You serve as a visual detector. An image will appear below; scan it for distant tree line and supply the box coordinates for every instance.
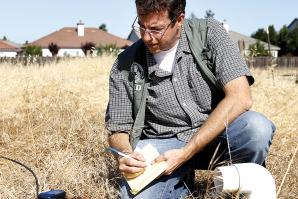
[251,25,298,56]
[189,9,297,57]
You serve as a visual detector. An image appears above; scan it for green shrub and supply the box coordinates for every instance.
[24,45,42,57]
[248,40,271,57]
[96,44,120,56]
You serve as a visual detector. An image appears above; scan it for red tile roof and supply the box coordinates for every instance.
[31,27,132,49]
[0,40,20,51]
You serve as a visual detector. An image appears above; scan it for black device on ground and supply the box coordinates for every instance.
[0,155,66,199]
[38,190,66,199]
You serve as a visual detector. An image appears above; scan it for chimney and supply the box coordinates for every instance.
[222,19,230,32]
[77,20,85,37]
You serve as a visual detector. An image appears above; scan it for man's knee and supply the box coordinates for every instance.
[241,111,276,146]
[226,111,276,164]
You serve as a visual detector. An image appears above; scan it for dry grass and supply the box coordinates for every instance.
[0,56,297,198]
[0,56,119,198]
[251,67,298,199]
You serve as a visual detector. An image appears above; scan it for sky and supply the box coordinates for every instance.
[1,0,297,44]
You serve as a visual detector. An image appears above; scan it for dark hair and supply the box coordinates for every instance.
[135,0,186,23]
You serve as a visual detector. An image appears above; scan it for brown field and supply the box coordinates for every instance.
[0,56,297,198]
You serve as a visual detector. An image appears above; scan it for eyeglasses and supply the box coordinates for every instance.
[131,16,174,40]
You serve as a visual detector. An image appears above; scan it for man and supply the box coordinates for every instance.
[105,0,275,198]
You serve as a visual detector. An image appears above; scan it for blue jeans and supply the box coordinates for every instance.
[120,111,276,199]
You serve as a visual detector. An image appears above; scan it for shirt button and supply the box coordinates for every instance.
[194,123,199,127]
[182,102,186,107]
[173,78,178,82]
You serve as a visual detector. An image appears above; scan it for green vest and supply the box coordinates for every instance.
[117,18,221,149]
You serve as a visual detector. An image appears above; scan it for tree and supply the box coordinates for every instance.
[288,26,298,56]
[268,25,278,45]
[277,25,290,56]
[2,36,7,41]
[48,42,60,57]
[251,25,278,45]
[251,28,267,42]
[99,24,107,32]
[81,42,96,56]
[23,45,42,57]
[205,9,215,19]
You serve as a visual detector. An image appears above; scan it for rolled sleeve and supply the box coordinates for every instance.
[105,58,134,134]
[207,18,254,88]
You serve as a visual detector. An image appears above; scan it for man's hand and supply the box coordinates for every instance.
[152,148,188,175]
[119,151,147,179]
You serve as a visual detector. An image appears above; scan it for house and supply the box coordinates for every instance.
[229,31,280,58]
[222,21,280,58]
[127,30,140,43]
[127,21,280,58]
[288,18,298,31]
[0,39,21,57]
[31,21,133,57]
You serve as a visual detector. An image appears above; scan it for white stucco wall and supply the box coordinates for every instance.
[42,48,85,57]
[58,49,85,57]
[42,49,52,57]
[0,51,17,57]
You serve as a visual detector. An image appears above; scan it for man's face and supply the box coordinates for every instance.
[137,10,184,54]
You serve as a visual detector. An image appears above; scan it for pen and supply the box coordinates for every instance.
[106,147,134,159]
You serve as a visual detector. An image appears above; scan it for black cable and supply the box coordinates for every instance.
[0,155,39,198]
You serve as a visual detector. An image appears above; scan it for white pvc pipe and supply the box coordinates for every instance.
[213,163,276,199]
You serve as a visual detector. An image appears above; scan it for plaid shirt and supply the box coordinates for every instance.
[105,18,253,142]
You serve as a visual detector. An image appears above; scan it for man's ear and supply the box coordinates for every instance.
[176,13,185,27]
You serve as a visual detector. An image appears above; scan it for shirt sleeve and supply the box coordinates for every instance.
[207,18,254,87]
[105,58,134,134]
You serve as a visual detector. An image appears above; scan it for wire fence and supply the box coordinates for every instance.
[248,57,298,68]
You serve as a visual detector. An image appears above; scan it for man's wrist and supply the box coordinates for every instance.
[182,144,197,161]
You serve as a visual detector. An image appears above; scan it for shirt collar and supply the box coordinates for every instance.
[145,48,159,78]
[145,27,191,79]
[176,27,191,59]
